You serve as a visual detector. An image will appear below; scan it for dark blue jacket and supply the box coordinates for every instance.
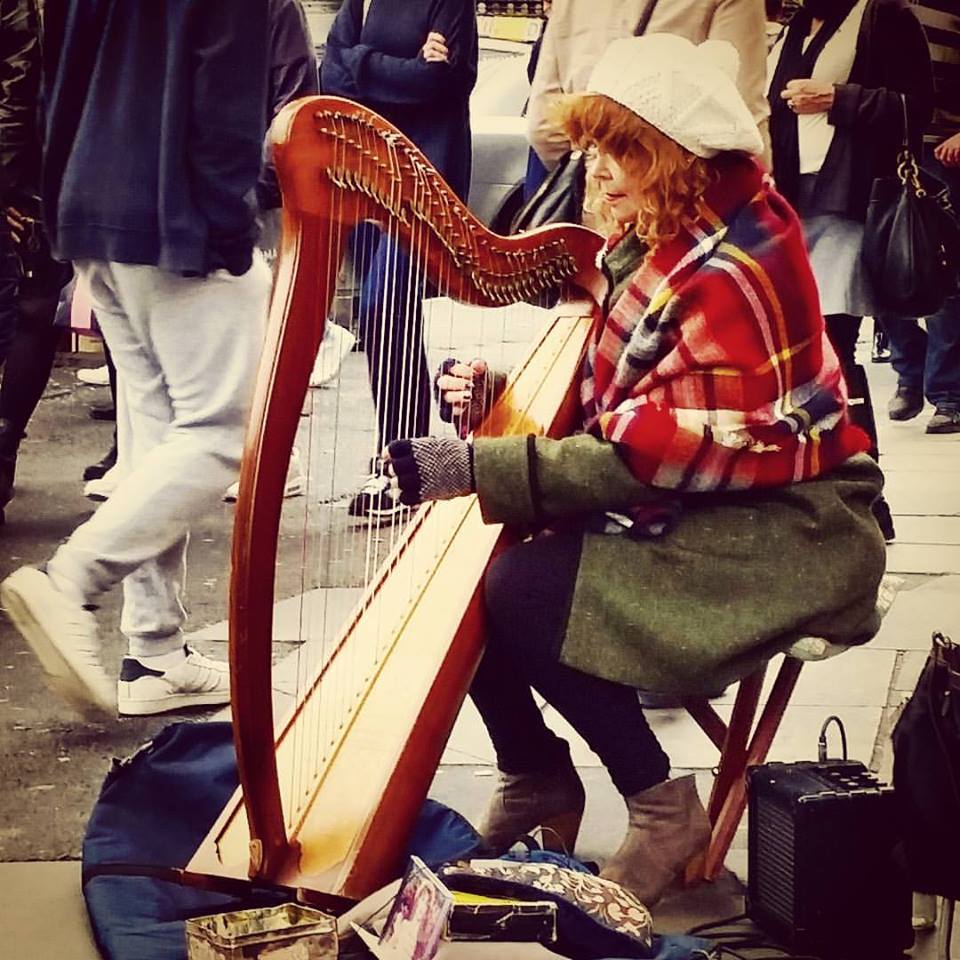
[320,0,477,199]
[259,0,319,211]
[42,0,269,276]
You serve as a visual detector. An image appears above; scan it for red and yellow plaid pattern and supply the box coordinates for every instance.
[580,156,870,492]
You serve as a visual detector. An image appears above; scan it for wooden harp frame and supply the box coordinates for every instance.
[189,96,605,901]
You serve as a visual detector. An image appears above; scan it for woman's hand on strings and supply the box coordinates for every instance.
[384,437,474,506]
[435,358,506,439]
[781,79,835,115]
[421,32,449,63]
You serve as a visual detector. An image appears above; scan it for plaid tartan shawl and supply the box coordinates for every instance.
[580,156,870,492]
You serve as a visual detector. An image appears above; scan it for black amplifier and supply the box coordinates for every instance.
[747,759,913,959]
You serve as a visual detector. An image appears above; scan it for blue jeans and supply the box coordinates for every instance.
[878,147,960,410]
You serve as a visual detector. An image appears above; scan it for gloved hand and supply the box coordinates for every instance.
[385,437,475,506]
[435,358,507,438]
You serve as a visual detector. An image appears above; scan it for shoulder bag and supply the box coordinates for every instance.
[508,0,661,234]
[862,95,960,318]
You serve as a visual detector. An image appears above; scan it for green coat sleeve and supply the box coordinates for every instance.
[472,433,665,525]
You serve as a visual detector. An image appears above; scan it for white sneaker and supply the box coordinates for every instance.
[309,322,356,387]
[84,464,119,502]
[77,364,110,386]
[223,448,306,502]
[117,645,230,716]
[0,567,114,718]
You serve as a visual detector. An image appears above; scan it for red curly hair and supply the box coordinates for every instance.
[552,94,717,248]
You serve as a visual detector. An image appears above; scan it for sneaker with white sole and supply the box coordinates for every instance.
[223,447,306,502]
[117,645,230,716]
[77,364,110,386]
[309,321,356,387]
[84,464,119,502]
[0,567,114,718]
[347,469,408,524]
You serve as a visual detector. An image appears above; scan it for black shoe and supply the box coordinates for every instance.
[872,496,896,544]
[83,445,117,482]
[89,405,117,422]
[926,406,960,435]
[887,385,924,422]
[347,470,408,525]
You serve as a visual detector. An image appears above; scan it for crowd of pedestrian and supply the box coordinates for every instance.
[0,0,955,735]
[0,0,954,920]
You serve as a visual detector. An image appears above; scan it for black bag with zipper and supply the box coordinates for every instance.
[862,96,960,318]
[892,632,960,900]
[508,0,661,235]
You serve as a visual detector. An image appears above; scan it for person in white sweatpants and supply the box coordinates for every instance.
[3,260,270,717]
[1,0,271,719]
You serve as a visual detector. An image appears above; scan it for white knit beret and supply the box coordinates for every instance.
[586,33,764,159]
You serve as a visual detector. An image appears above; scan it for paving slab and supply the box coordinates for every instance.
[870,575,960,649]
[0,862,99,960]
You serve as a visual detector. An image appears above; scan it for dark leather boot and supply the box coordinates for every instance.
[0,419,20,523]
[600,775,711,906]
[478,746,585,855]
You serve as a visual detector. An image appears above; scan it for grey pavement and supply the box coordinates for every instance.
[0,318,957,959]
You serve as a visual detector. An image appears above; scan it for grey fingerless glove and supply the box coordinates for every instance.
[386,437,475,506]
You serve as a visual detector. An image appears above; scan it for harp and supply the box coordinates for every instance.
[188,96,605,903]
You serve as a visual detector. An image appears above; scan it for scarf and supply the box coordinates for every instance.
[768,0,859,205]
[579,155,869,494]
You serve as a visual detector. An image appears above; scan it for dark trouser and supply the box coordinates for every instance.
[878,147,960,410]
[355,225,431,449]
[0,227,69,454]
[0,223,21,366]
[469,531,670,798]
[825,313,880,460]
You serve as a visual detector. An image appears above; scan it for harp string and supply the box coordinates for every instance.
[271,105,565,842]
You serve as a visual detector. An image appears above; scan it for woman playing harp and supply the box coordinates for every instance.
[386,34,886,906]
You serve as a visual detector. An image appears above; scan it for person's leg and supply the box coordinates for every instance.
[350,230,431,521]
[360,235,431,448]
[918,150,960,433]
[47,258,269,602]
[923,298,960,432]
[0,224,22,516]
[83,342,118,481]
[472,532,671,853]
[476,531,707,900]
[880,313,926,420]
[480,533,670,797]
[824,313,895,538]
[0,309,59,518]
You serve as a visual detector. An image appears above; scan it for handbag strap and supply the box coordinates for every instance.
[634,0,661,36]
[898,93,910,151]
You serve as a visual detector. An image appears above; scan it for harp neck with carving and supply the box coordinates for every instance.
[188,96,604,903]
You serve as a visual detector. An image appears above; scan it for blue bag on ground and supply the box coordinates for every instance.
[82,721,484,960]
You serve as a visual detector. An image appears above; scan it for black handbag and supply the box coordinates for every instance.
[892,632,960,900]
[508,0,662,235]
[862,96,960,318]
[509,148,587,233]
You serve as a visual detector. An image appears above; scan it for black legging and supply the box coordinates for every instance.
[825,313,879,461]
[469,530,670,798]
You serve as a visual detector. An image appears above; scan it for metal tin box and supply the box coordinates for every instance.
[186,903,337,960]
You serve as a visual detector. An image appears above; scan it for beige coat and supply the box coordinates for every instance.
[528,0,772,168]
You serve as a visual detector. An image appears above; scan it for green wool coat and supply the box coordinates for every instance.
[472,435,886,695]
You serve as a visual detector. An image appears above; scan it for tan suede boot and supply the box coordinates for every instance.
[600,775,711,906]
[478,754,586,855]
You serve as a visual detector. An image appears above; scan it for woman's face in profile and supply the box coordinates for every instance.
[586,148,640,226]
